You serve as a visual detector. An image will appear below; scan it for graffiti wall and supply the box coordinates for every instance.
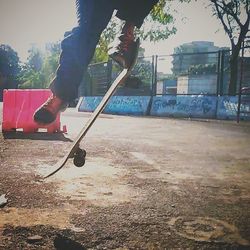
[217,96,238,119]
[78,96,151,115]
[78,96,102,112]
[150,95,217,118]
[217,96,250,120]
[78,95,250,120]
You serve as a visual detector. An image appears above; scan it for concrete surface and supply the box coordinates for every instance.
[0,105,250,249]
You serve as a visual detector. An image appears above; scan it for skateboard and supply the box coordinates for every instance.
[44,39,139,178]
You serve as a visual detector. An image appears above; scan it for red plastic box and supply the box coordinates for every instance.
[2,89,63,133]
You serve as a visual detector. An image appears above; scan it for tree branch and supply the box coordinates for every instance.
[246,0,249,15]
[226,12,233,36]
[222,1,242,27]
[211,0,234,44]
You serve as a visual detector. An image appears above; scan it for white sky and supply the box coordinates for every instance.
[0,0,230,64]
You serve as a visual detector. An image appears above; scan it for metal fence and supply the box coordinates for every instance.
[79,48,250,97]
[79,56,154,97]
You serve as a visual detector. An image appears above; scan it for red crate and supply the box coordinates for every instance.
[2,89,63,133]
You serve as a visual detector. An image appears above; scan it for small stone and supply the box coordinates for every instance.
[0,194,8,208]
[27,235,43,243]
[171,204,175,208]
[103,192,113,196]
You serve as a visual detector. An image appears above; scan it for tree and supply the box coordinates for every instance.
[19,46,45,89]
[19,43,60,89]
[0,44,20,85]
[27,45,43,72]
[189,63,217,75]
[210,0,250,95]
[43,42,61,83]
[0,44,20,100]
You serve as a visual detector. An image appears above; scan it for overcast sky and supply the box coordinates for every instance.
[0,0,230,64]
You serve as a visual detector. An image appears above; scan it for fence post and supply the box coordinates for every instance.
[216,50,221,96]
[107,60,113,90]
[237,39,246,123]
[219,50,225,95]
[147,56,155,116]
[90,74,93,96]
[151,55,155,97]
[154,55,158,96]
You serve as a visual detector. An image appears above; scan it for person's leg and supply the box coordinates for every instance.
[110,0,159,68]
[52,0,114,102]
[34,0,114,124]
[115,0,159,29]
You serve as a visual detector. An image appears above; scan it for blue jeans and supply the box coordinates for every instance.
[52,0,158,101]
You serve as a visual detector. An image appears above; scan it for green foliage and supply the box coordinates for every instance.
[27,46,43,72]
[19,65,47,89]
[139,0,192,41]
[91,37,110,63]
[132,58,153,86]
[209,0,250,94]
[139,0,176,41]
[19,43,60,89]
[0,44,21,83]
[210,0,250,46]
[189,64,217,75]
[43,43,61,82]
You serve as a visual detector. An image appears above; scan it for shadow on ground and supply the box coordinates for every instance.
[2,132,72,142]
[1,225,86,250]
[54,234,85,250]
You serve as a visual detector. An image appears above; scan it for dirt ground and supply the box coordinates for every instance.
[0,106,250,249]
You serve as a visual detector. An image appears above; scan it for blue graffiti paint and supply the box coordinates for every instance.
[217,96,250,120]
[78,96,151,115]
[78,96,102,112]
[217,96,244,119]
[78,95,250,120]
[151,95,217,118]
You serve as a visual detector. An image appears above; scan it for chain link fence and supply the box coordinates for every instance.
[79,48,250,97]
[155,52,220,95]
[79,56,154,97]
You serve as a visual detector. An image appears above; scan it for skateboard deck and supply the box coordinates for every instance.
[44,39,139,178]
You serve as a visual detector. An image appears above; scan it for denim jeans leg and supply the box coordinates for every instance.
[51,0,114,102]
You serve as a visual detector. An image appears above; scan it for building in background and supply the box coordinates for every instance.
[172,41,229,75]
[157,41,230,95]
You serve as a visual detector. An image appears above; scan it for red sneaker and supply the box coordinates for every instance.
[109,23,138,69]
[33,94,68,125]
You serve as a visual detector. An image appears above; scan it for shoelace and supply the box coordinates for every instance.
[117,33,134,52]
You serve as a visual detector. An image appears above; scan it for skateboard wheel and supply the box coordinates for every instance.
[73,154,85,167]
